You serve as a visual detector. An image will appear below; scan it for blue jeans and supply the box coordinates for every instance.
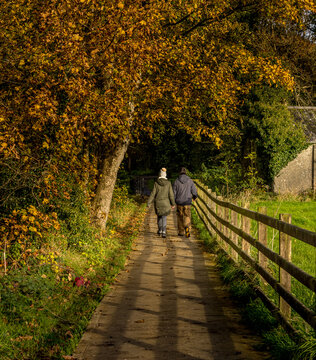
[157,215,167,234]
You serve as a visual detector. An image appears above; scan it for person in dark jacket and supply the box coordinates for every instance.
[147,168,175,238]
[173,167,197,237]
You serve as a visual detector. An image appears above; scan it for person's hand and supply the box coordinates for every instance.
[171,206,175,209]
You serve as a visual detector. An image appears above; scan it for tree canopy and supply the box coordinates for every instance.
[1,0,315,264]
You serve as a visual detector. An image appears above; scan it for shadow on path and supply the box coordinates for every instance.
[73,209,268,360]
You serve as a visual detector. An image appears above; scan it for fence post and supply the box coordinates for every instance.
[207,189,215,236]
[205,187,212,233]
[200,184,205,223]
[258,207,268,285]
[279,213,292,319]
[242,205,251,257]
[224,207,229,252]
[313,144,315,194]
[211,192,217,238]
[202,185,208,227]
[231,210,238,262]
[217,196,223,247]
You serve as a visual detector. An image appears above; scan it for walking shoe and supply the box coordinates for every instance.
[157,230,162,236]
[162,232,166,238]
[185,227,190,238]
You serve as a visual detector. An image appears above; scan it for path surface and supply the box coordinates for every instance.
[73,208,269,360]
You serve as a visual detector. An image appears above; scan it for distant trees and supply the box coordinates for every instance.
[129,2,315,191]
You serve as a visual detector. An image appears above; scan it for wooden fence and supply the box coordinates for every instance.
[193,180,316,339]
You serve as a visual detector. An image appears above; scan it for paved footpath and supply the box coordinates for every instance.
[73,208,269,360]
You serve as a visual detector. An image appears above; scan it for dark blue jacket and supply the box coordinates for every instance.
[173,174,197,205]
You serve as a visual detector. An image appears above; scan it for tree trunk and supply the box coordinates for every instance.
[91,140,129,230]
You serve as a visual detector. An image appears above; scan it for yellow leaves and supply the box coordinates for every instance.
[118,2,124,10]
[118,27,125,36]
[72,34,82,41]
[91,49,99,56]
[42,141,49,149]
[265,0,316,24]
[28,216,35,223]
[63,191,70,199]
[257,58,294,91]
[53,222,60,230]
[214,136,223,149]
[71,67,79,74]
[28,205,38,216]
[0,204,61,269]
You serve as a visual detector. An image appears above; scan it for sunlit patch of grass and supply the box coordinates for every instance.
[249,198,316,317]
[192,207,315,360]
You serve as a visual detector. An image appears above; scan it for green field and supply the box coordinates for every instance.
[250,200,316,232]
[249,200,316,276]
[195,196,316,332]
[248,199,316,330]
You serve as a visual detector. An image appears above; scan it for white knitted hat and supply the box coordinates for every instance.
[159,167,167,179]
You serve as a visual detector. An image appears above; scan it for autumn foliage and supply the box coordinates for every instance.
[1,0,315,270]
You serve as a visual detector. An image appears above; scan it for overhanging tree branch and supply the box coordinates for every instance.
[180,2,259,37]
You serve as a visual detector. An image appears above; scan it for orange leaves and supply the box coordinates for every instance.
[0,0,313,254]
[1,0,173,168]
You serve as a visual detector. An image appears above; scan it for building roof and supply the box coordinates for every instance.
[288,106,316,143]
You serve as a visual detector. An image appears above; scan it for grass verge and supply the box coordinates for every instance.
[0,194,147,360]
[192,209,316,360]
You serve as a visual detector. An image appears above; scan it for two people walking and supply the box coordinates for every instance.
[147,167,197,238]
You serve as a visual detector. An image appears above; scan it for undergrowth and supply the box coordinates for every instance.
[192,209,316,360]
[0,187,147,360]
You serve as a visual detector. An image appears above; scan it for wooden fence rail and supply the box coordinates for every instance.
[193,180,316,335]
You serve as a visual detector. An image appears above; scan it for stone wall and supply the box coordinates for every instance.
[273,144,316,194]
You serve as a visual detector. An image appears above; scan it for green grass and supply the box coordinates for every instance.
[249,199,316,319]
[250,199,316,232]
[0,195,147,360]
[192,208,316,360]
